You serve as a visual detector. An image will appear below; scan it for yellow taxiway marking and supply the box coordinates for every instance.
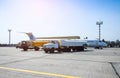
[0,66,80,78]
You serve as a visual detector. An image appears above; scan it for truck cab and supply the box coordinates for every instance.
[20,41,38,51]
[43,41,59,53]
[21,41,29,51]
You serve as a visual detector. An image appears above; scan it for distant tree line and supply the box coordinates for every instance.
[102,39,120,48]
[0,44,16,47]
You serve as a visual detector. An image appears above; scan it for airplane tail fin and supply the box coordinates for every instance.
[25,32,36,41]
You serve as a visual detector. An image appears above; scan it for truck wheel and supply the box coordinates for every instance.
[58,49,62,53]
[22,46,28,51]
[72,48,76,52]
[23,48,28,51]
[67,48,71,52]
[76,48,80,51]
[45,50,48,53]
[62,48,70,52]
[50,48,54,53]
[34,46,39,51]
[44,49,48,53]
[81,47,84,51]
[100,47,103,49]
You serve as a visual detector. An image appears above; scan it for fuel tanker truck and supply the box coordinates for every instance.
[43,40,86,53]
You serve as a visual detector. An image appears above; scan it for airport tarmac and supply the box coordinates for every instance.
[0,47,120,78]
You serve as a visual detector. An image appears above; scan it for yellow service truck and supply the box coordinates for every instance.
[19,40,49,51]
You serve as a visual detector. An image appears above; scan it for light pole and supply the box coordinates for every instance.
[8,29,12,46]
[96,21,103,41]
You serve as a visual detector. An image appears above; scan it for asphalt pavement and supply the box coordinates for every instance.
[0,47,120,78]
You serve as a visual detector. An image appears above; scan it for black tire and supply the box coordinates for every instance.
[81,47,84,51]
[44,49,48,53]
[45,50,48,53]
[76,48,80,51]
[34,46,39,51]
[50,48,54,53]
[58,49,61,53]
[72,48,76,52]
[100,47,103,49]
[23,48,28,51]
[22,46,28,51]
[67,48,71,52]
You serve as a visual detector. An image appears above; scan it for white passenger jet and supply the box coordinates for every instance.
[24,32,80,40]
[82,40,107,49]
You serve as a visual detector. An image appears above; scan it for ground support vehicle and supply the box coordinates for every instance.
[19,40,49,51]
[43,40,86,53]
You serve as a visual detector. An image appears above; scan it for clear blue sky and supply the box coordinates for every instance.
[0,0,120,44]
